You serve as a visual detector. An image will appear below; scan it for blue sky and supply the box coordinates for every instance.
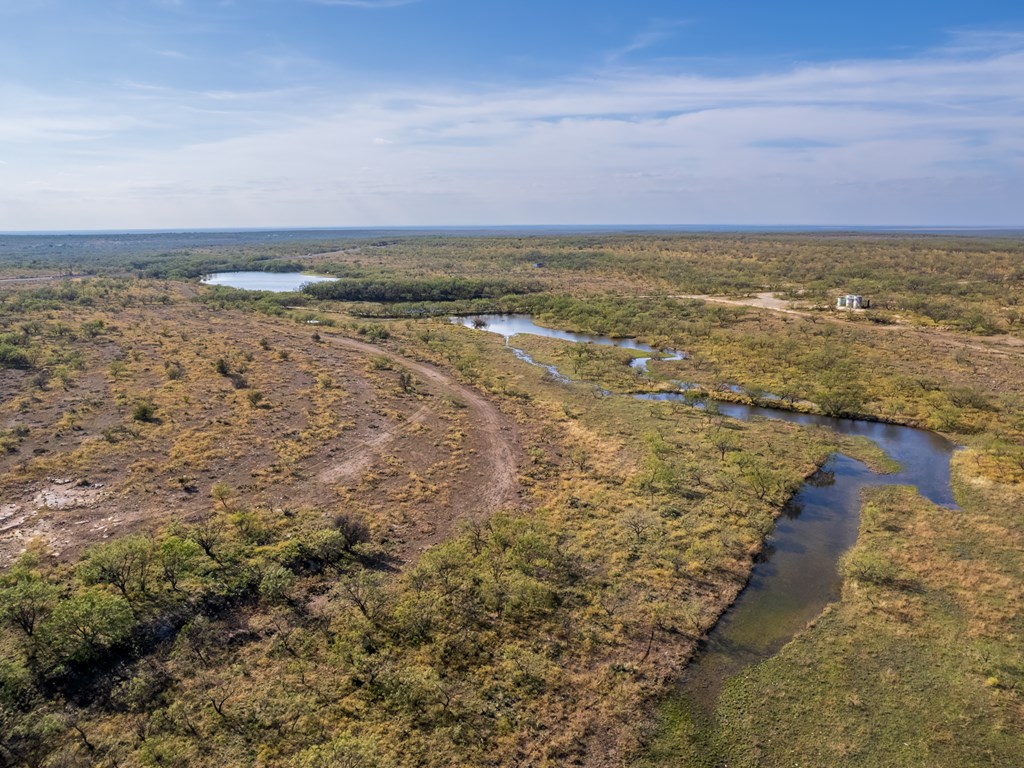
[1,0,1023,229]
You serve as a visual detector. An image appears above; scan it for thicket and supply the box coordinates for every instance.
[0,507,373,763]
[301,277,540,303]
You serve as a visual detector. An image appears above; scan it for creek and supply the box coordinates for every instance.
[454,314,958,706]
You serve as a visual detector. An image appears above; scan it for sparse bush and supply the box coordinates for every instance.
[79,319,106,338]
[132,400,156,422]
[332,512,371,552]
[210,482,233,510]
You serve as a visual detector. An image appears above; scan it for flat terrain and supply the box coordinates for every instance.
[1,233,1022,768]
[1,301,523,567]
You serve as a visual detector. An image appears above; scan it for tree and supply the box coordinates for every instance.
[568,343,593,375]
[210,482,234,511]
[0,572,58,638]
[259,564,296,605]
[816,367,867,417]
[709,427,739,461]
[79,535,156,604]
[39,588,134,664]
[157,536,201,592]
[737,456,783,502]
[188,516,224,563]
[335,573,387,625]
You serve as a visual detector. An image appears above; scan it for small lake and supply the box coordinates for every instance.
[201,271,337,292]
[456,313,958,709]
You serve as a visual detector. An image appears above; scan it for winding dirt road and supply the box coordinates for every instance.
[326,334,522,526]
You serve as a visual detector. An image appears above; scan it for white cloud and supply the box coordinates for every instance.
[3,39,1024,229]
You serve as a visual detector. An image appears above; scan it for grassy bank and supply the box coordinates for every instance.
[647,458,1024,767]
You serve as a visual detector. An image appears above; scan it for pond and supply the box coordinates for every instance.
[201,271,337,292]
[456,313,958,708]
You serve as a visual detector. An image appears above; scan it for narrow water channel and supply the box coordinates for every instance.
[454,314,959,706]
[640,397,958,708]
[451,314,685,369]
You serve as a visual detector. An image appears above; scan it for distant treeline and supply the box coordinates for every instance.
[301,276,541,303]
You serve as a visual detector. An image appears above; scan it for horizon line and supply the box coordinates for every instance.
[3,224,1024,237]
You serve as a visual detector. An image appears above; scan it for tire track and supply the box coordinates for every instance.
[324,334,522,530]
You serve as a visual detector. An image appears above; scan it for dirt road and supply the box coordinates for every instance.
[675,291,807,314]
[325,334,523,543]
[679,291,1024,357]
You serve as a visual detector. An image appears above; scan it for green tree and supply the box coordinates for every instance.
[79,535,156,604]
[816,368,867,417]
[38,588,134,664]
[0,571,58,638]
[132,400,156,422]
[210,482,233,511]
[157,536,201,592]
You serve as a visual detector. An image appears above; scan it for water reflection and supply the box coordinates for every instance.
[454,313,959,709]
[201,271,337,292]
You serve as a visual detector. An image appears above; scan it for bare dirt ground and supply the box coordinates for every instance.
[676,291,804,313]
[0,275,68,284]
[326,334,521,514]
[0,305,524,566]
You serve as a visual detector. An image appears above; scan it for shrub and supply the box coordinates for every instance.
[333,513,371,551]
[132,401,156,422]
[0,342,32,369]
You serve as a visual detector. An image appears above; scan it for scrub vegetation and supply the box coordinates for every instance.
[0,232,1022,767]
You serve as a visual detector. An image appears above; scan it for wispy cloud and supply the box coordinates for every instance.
[3,35,1023,228]
[155,49,190,60]
[606,19,689,63]
[310,0,419,8]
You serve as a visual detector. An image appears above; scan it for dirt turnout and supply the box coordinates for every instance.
[676,291,803,313]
